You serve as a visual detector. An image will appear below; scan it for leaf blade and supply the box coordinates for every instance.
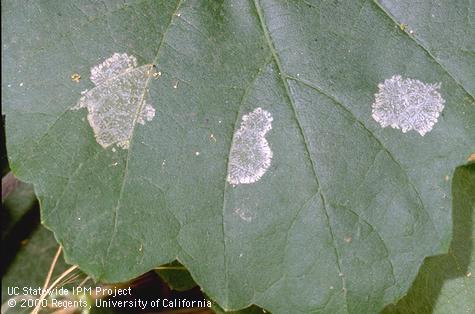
[3,1,474,313]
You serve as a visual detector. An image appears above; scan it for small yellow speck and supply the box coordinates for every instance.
[71,73,81,82]
[399,23,407,31]
[153,71,161,79]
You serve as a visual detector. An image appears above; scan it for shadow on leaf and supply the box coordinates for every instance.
[382,163,474,313]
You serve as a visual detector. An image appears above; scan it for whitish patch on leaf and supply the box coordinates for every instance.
[372,75,445,136]
[234,208,254,222]
[227,107,273,185]
[74,53,156,149]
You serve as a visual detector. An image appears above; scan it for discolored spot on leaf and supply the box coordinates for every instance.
[372,75,445,136]
[74,53,156,149]
[227,107,273,185]
[233,207,254,222]
[70,73,81,82]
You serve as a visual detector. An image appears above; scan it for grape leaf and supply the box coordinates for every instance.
[3,0,474,313]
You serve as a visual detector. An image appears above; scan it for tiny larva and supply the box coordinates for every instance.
[74,53,156,149]
[227,107,273,185]
[372,75,445,136]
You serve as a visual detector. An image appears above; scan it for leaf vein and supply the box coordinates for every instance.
[253,0,349,311]
[371,0,474,100]
[101,0,183,276]
[221,53,273,305]
[287,75,439,245]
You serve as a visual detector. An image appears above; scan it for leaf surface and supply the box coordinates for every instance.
[3,0,474,313]
[383,163,475,314]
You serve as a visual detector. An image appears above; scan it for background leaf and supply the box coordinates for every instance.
[156,261,198,292]
[1,178,36,241]
[2,0,474,313]
[1,224,68,305]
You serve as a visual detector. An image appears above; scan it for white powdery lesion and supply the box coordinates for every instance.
[371,75,445,136]
[74,53,156,149]
[227,107,273,185]
[90,53,138,85]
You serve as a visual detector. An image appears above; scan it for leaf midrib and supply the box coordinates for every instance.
[101,0,184,276]
[286,75,438,240]
[251,0,447,309]
[252,0,349,310]
[220,52,274,307]
[251,0,454,310]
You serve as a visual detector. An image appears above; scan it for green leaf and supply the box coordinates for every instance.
[2,0,474,313]
[156,261,197,291]
[1,177,42,289]
[382,163,475,314]
[211,300,266,314]
[377,0,475,95]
